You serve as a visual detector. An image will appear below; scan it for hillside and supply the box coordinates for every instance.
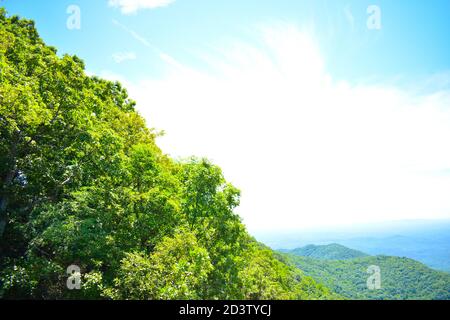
[285,253,450,300]
[0,9,336,300]
[283,244,368,260]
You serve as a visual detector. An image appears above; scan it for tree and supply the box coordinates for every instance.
[111,228,212,300]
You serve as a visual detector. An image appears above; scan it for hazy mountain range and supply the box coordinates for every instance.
[256,219,450,272]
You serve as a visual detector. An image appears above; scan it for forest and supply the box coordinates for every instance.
[281,244,368,260]
[283,245,450,300]
[0,9,337,300]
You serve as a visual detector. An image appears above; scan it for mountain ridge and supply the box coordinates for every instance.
[281,244,450,300]
[281,243,369,260]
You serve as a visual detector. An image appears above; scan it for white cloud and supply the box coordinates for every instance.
[117,24,450,233]
[112,51,137,63]
[108,0,174,15]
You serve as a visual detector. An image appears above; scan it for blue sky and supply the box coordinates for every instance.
[3,1,450,232]
[4,0,450,82]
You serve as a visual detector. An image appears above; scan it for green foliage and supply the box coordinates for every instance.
[238,245,338,300]
[0,9,336,300]
[285,244,368,260]
[110,228,213,300]
[285,252,450,300]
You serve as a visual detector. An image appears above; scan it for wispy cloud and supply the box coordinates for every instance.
[112,19,182,67]
[120,24,450,232]
[108,0,174,15]
[112,19,153,48]
[112,51,137,63]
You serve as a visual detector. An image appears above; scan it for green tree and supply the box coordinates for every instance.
[111,228,212,300]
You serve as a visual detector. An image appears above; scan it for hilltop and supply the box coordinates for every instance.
[282,243,368,260]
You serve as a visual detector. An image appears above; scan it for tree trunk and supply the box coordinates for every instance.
[0,196,8,238]
[0,167,17,238]
[0,139,18,239]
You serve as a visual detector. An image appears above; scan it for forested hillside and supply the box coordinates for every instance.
[282,244,368,260]
[285,252,450,300]
[0,9,336,300]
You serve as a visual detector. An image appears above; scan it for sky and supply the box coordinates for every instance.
[3,0,450,233]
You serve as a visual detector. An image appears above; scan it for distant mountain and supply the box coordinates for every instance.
[283,243,368,260]
[255,220,450,272]
[338,234,450,272]
[284,251,450,300]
